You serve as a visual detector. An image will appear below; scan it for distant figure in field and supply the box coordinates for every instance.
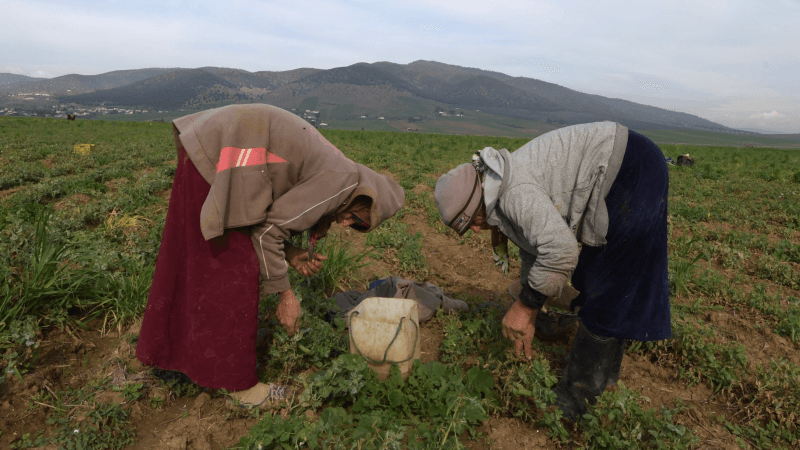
[66,114,76,121]
[676,154,694,166]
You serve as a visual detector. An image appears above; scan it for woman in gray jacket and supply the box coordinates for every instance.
[434,122,671,420]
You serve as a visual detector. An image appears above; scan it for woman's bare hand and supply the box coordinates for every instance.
[285,243,328,277]
[501,300,539,360]
[276,290,302,336]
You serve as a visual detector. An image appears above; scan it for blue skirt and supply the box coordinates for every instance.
[570,130,671,342]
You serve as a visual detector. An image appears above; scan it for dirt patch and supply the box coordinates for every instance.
[0,186,22,199]
[470,417,557,449]
[105,178,128,192]
[53,193,91,211]
[40,155,56,169]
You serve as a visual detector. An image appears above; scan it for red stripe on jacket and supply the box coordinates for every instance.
[216,147,286,173]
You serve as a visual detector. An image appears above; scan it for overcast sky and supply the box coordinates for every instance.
[2,0,799,133]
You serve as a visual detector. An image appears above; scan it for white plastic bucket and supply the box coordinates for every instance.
[348,297,421,380]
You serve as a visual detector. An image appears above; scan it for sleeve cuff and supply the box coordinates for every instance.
[519,283,548,310]
[261,276,292,295]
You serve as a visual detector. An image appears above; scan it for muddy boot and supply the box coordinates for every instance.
[552,321,626,421]
[604,335,626,389]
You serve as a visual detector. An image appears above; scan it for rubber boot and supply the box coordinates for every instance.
[604,334,626,388]
[552,321,626,421]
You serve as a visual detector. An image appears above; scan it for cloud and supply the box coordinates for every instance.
[637,81,667,92]
[749,111,787,119]
[502,56,563,76]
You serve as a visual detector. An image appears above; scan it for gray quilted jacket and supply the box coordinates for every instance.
[480,122,628,299]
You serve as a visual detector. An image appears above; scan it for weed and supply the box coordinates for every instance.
[728,358,800,448]
[668,236,707,297]
[755,255,800,290]
[774,304,800,344]
[240,355,494,449]
[266,313,348,376]
[16,377,138,449]
[365,218,428,274]
[152,369,204,399]
[506,357,564,439]
[629,318,748,394]
[112,382,144,403]
[306,232,368,294]
[579,385,699,449]
[148,395,164,409]
[94,257,155,333]
[439,314,485,364]
[438,307,503,365]
[0,315,41,384]
[771,240,800,263]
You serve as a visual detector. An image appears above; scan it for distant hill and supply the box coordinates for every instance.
[64,69,238,110]
[2,61,741,132]
[0,68,180,96]
[0,73,47,89]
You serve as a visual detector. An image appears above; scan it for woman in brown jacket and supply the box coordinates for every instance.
[136,104,404,407]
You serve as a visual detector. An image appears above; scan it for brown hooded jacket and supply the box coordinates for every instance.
[172,104,405,293]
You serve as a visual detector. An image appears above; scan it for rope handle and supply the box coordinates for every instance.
[349,311,419,365]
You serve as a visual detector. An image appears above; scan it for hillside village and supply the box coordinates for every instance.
[1,106,159,119]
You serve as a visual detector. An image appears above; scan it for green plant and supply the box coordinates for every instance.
[17,377,138,449]
[578,385,698,449]
[438,308,503,365]
[152,369,204,399]
[267,313,348,376]
[502,356,570,440]
[3,207,104,326]
[727,358,800,448]
[149,395,164,409]
[774,303,800,344]
[668,236,707,297]
[94,257,155,333]
[365,218,428,274]
[112,382,144,402]
[242,355,496,448]
[755,255,800,290]
[629,318,748,394]
[1,315,41,384]
[305,232,368,294]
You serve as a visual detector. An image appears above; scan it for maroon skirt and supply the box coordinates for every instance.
[136,147,260,391]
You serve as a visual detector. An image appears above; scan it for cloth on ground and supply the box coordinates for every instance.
[332,276,468,321]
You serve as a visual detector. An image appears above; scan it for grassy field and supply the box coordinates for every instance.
[1,116,799,449]
[638,128,800,149]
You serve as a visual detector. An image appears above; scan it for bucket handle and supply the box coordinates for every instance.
[349,312,419,365]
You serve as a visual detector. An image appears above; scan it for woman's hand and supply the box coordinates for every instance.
[276,290,302,336]
[285,242,328,277]
[501,300,538,360]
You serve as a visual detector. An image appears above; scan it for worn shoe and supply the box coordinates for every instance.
[227,382,271,409]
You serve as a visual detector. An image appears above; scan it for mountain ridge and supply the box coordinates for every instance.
[1,61,740,133]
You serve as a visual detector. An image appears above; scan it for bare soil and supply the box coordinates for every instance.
[2,203,799,449]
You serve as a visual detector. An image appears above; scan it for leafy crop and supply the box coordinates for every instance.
[728,358,800,448]
[237,354,495,449]
[580,386,698,449]
[630,317,749,394]
[2,118,800,448]
[14,377,138,449]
